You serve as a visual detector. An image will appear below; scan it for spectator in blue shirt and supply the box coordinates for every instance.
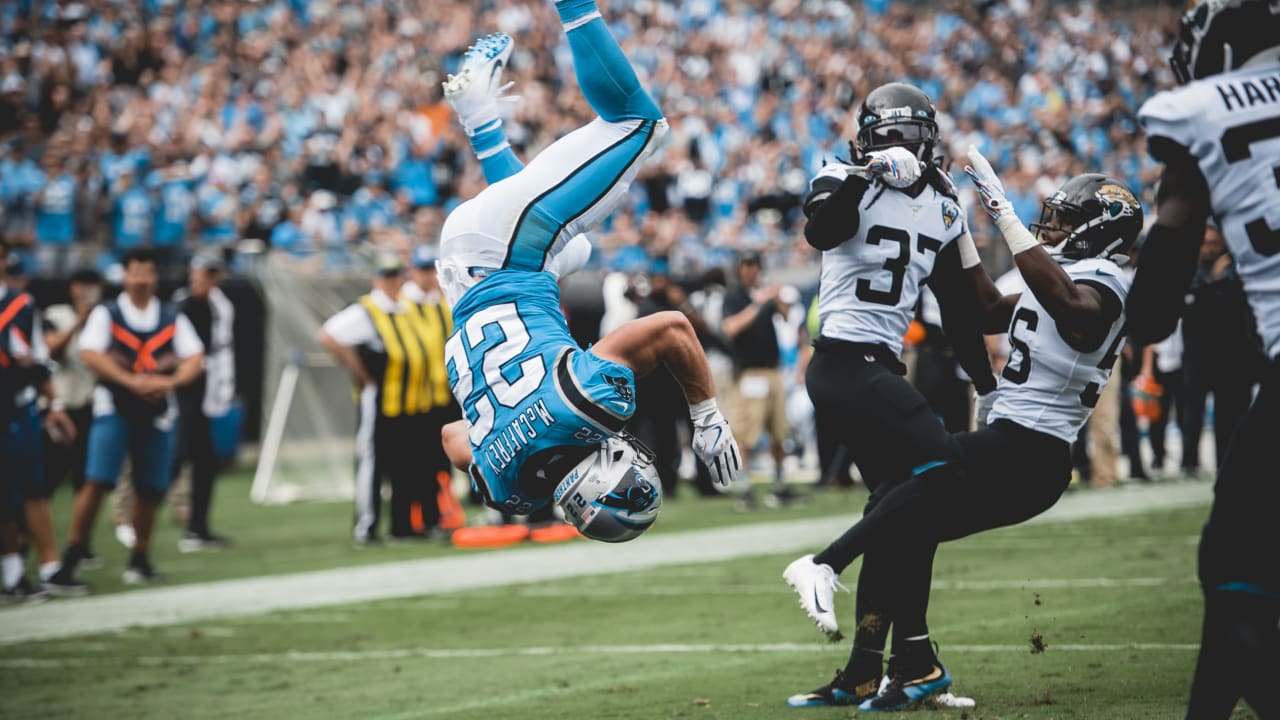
[35,157,77,246]
[390,143,438,209]
[270,203,308,259]
[197,177,240,247]
[99,132,148,197]
[111,169,152,249]
[154,162,195,248]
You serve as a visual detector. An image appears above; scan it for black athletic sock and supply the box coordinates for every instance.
[841,646,885,684]
[889,543,938,652]
[60,543,87,574]
[889,636,937,678]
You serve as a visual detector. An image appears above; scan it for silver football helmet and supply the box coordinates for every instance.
[553,433,661,543]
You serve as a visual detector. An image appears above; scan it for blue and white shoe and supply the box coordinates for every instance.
[785,668,880,708]
[443,33,515,134]
[857,662,952,712]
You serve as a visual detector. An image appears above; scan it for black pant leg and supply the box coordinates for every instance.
[1119,374,1145,476]
[418,410,453,532]
[1186,361,1280,717]
[1208,377,1251,473]
[186,411,217,535]
[888,542,938,648]
[807,353,963,573]
[1181,366,1208,472]
[1186,590,1280,720]
[1150,369,1178,466]
[381,417,417,537]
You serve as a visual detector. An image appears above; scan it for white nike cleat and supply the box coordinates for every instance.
[783,554,848,640]
[443,32,515,134]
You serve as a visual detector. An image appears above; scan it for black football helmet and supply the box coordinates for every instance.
[853,83,939,163]
[1030,174,1144,262]
[1170,0,1280,84]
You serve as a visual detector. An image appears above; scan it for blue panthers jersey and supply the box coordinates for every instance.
[446,270,637,515]
[35,174,76,244]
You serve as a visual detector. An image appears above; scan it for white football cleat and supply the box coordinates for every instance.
[443,32,515,134]
[783,554,848,640]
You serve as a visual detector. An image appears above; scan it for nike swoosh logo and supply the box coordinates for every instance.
[906,667,944,686]
[489,60,504,87]
[610,400,628,411]
[1095,269,1113,277]
[813,588,827,614]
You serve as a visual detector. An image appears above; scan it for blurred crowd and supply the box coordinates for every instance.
[0,0,1180,280]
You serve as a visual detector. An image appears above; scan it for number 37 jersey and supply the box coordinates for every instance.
[1139,63,1280,359]
[810,167,968,356]
[445,270,637,515]
[989,257,1131,443]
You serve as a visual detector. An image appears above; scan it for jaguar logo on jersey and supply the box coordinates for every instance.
[601,374,633,403]
[941,201,960,230]
[1095,184,1139,220]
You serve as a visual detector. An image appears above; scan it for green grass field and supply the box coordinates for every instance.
[0,470,1256,719]
[0,468,1254,712]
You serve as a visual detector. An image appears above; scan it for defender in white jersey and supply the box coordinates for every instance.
[784,148,1142,713]
[783,83,997,712]
[1127,2,1280,717]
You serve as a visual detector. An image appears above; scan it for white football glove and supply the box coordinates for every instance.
[690,402,743,491]
[963,145,1014,220]
[864,146,923,188]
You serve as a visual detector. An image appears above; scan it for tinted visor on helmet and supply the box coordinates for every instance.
[860,120,936,153]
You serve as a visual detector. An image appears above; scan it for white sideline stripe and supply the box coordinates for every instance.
[510,576,1194,596]
[0,482,1212,645]
[0,642,1202,669]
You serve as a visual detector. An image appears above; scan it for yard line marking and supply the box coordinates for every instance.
[510,577,1195,596]
[0,481,1212,645]
[0,641,1203,669]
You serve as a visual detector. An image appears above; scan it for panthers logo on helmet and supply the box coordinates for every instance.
[1095,184,1139,221]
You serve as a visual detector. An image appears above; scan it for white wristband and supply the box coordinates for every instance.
[955,231,981,269]
[689,398,719,425]
[996,214,1039,256]
[49,398,66,412]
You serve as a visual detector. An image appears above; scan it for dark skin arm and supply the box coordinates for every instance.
[928,243,998,394]
[1126,149,1211,344]
[960,265,1020,334]
[804,175,871,251]
[1012,243,1113,350]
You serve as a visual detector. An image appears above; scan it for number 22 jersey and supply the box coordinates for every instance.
[1139,62,1280,359]
[445,270,637,515]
